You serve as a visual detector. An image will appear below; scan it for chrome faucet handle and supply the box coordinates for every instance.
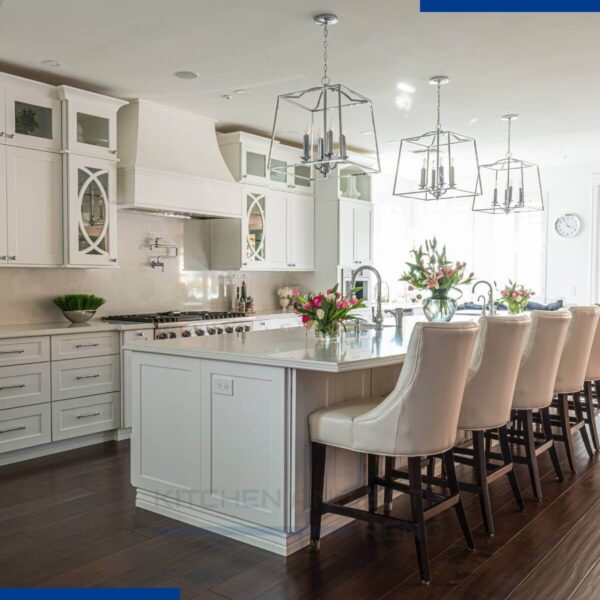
[477,295,488,316]
[385,308,404,328]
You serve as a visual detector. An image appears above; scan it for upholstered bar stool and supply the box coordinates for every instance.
[582,315,600,450]
[450,315,530,535]
[505,310,571,500]
[309,321,479,585]
[548,306,599,472]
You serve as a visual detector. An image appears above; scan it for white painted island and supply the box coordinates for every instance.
[124,318,460,555]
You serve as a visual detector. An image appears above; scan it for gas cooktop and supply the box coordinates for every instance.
[104,311,247,324]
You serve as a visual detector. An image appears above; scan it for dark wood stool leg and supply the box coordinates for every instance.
[442,449,475,550]
[574,390,595,458]
[584,382,599,451]
[384,456,394,515]
[310,442,327,550]
[541,406,563,482]
[408,456,430,585]
[558,393,577,472]
[367,454,378,514]
[523,410,543,499]
[499,425,525,511]
[473,430,494,535]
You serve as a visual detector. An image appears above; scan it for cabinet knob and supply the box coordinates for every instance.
[110,257,118,263]
[241,174,247,179]
[0,132,4,137]
[110,149,118,155]
[8,256,16,261]
[6,133,15,139]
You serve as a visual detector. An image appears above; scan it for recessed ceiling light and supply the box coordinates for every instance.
[360,130,373,136]
[41,59,63,68]
[174,70,199,80]
[395,94,413,111]
[386,139,400,144]
[469,117,478,124]
[285,130,300,135]
[396,82,415,94]
[234,89,248,95]
[222,94,234,101]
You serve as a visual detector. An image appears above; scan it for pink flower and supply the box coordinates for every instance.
[291,289,299,297]
[436,271,443,279]
[326,288,332,294]
[427,278,438,289]
[511,292,518,298]
[336,292,341,299]
[301,315,312,324]
[350,296,358,305]
[336,300,343,309]
[312,295,323,308]
[408,285,414,291]
[303,303,311,310]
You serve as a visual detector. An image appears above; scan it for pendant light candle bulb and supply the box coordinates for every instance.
[449,158,455,188]
[302,123,311,160]
[340,131,347,159]
[420,159,427,188]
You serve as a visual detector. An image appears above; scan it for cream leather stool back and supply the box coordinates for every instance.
[555,306,600,394]
[458,315,530,431]
[585,311,600,382]
[512,310,572,411]
[350,321,479,457]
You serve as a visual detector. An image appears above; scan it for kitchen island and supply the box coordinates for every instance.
[124,317,469,555]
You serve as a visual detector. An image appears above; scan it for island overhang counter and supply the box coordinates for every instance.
[124,317,472,555]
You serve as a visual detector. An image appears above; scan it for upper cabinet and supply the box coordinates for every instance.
[57,86,127,160]
[217,132,314,195]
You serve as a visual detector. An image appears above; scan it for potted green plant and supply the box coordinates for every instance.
[400,238,474,322]
[53,294,106,323]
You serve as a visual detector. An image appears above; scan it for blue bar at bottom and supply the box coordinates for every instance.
[421,0,600,11]
[0,591,180,600]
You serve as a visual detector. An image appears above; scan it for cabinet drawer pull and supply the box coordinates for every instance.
[76,411,101,419]
[8,256,16,261]
[75,343,100,348]
[0,132,4,137]
[75,373,101,380]
[6,133,15,139]
[0,349,25,355]
[0,424,26,434]
[0,384,26,392]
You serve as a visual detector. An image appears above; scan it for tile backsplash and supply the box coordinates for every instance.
[0,212,304,325]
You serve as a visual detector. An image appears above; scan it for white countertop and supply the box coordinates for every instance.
[123,316,477,373]
[0,320,155,338]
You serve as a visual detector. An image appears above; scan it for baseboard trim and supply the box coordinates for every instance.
[135,488,366,556]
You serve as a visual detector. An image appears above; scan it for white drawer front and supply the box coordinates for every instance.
[0,403,51,453]
[0,337,50,366]
[52,355,120,401]
[52,393,120,441]
[122,329,153,344]
[0,362,51,410]
[51,331,119,360]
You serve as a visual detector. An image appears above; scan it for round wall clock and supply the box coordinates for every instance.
[554,213,582,238]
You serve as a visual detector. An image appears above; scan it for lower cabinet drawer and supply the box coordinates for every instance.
[0,362,51,410]
[52,393,121,441]
[52,355,120,401]
[0,403,51,453]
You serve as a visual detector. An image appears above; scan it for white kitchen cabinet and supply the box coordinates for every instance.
[0,403,51,453]
[211,187,314,271]
[57,86,127,160]
[64,154,118,267]
[51,354,120,401]
[4,146,63,266]
[339,199,372,267]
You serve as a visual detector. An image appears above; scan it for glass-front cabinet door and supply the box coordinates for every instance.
[243,187,267,267]
[242,146,268,185]
[4,89,61,152]
[67,154,117,267]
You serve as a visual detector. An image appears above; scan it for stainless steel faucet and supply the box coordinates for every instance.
[472,280,496,315]
[477,295,488,316]
[351,265,384,330]
[385,307,404,329]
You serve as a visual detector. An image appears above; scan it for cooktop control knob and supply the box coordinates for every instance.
[225,326,234,333]
[235,325,244,333]
[244,325,251,332]
[181,329,192,337]
[169,331,177,339]
[195,329,205,336]
[157,332,168,340]
[207,328,216,335]
[216,327,224,334]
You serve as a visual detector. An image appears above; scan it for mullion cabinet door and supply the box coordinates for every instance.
[242,186,267,268]
[0,145,7,264]
[67,154,117,267]
[4,89,61,152]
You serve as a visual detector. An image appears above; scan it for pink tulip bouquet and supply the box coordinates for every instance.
[293,283,365,337]
[498,280,534,314]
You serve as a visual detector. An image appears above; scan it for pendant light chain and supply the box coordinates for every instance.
[321,22,330,85]
[436,81,442,131]
[506,118,512,158]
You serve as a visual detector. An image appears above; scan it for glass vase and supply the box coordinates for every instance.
[314,323,340,345]
[423,290,457,322]
[507,304,525,315]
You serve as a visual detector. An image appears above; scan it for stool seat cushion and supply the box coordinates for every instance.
[309,397,383,451]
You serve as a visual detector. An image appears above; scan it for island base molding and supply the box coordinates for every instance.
[136,488,371,556]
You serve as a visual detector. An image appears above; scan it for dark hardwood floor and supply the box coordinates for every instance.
[2,428,600,599]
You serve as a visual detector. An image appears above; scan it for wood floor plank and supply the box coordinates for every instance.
[570,556,600,600]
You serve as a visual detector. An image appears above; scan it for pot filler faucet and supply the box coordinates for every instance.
[352,265,384,330]
[472,280,496,315]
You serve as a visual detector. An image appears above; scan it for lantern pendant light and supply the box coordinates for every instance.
[393,76,482,201]
[268,14,381,183]
[473,114,544,214]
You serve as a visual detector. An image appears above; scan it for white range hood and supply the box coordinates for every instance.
[117,100,241,218]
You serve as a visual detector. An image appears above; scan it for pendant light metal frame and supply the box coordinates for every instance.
[393,76,482,201]
[473,114,544,215]
[268,14,381,182]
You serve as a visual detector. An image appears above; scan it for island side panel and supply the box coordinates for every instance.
[130,351,203,505]
[292,362,402,532]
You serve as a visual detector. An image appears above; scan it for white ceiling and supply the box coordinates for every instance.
[1,0,599,167]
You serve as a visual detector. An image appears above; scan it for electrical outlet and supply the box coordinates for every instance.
[213,376,233,396]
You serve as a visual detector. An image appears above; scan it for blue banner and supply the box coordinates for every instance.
[421,0,600,11]
[0,591,180,600]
